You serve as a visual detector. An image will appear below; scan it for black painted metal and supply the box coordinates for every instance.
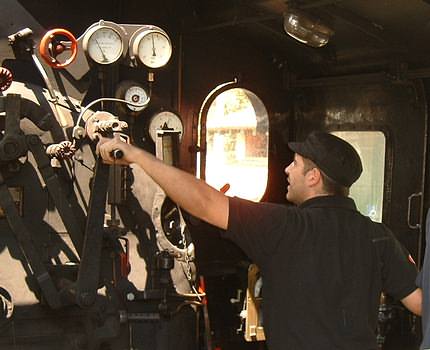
[76,158,109,307]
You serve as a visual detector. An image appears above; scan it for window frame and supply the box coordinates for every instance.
[198,84,270,202]
[329,126,392,223]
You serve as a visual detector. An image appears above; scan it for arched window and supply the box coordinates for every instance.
[200,87,269,202]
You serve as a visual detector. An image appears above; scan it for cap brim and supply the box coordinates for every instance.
[288,142,310,158]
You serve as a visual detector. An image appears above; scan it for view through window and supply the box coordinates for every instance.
[332,131,386,222]
[204,88,269,201]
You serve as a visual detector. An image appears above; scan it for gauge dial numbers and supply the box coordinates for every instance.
[148,111,183,143]
[124,85,149,112]
[130,28,172,69]
[83,26,124,65]
[115,80,150,115]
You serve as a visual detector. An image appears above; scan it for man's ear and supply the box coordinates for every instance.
[306,167,322,187]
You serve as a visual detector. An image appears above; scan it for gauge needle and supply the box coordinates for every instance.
[151,34,156,57]
[95,39,109,62]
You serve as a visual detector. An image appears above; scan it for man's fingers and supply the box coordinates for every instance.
[96,135,130,165]
[96,137,113,160]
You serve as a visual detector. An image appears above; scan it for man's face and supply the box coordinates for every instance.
[285,153,312,205]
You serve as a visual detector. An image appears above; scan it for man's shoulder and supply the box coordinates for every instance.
[229,196,294,211]
[228,196,301,227]
[365,220,396,243]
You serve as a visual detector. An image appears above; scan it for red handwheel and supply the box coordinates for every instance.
[39,28,78,68]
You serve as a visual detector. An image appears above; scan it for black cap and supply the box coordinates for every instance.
[288,131,363,187]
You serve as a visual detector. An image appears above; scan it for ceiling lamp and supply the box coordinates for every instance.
[283,8,334,48]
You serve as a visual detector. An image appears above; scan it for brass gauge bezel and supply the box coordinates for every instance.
[148,110,183,143]
[82,21,126,65]
[129,26,172,68]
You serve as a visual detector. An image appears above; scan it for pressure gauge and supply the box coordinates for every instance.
[130,27,172,68]
[149,110,183,142]
[124,85,149,112]
[115,80,150,115]
[83,24,124,64]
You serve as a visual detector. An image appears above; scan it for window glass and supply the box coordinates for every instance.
[332,131,386,222]
[204,88,269,201]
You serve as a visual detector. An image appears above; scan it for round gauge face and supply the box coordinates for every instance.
[124,85,149,112]
[149,111,183,142]
[86,27,123,64]
[137,31,172,68]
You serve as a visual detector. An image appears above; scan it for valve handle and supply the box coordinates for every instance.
[39,28,78,68]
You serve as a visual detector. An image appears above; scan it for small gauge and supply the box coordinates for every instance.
[124,85,149,112]
[115,80,150,115]
[149,110,183,143]
[130,27,172,68]
[83,25,124,64]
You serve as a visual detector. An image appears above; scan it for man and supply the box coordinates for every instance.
[98,131,422,350]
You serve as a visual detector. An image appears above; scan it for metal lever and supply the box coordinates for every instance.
[76,159,110,307]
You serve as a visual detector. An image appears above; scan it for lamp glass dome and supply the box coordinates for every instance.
[283,9,333,48]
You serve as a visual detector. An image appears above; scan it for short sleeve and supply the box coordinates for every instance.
[416,270,423,288]
[220,197,300,268]
[379,226,418,300]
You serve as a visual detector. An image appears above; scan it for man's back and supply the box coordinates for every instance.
[224,195,417,350]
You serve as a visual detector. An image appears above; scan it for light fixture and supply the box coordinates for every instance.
[283,8,334,48]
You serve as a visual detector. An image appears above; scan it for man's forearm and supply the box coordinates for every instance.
[401,287,422,316]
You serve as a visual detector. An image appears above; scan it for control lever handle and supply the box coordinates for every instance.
[110,149,123,159]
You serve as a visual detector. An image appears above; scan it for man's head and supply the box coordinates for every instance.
[285,131,363,204]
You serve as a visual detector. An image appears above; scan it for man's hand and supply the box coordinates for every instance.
[96,134,140,166]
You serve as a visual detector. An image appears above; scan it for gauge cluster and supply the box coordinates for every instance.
[80,20,172,69]
[35,20,183,147]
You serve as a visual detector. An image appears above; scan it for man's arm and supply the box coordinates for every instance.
[97,135,229,229]
[401,287,422,316]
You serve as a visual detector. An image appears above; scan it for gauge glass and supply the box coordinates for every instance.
[86,27,123,64]
[137,31,172,68]
[149,111,183,142]
[124,85,148,112]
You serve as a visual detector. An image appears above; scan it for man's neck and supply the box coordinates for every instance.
[298,191,332,205]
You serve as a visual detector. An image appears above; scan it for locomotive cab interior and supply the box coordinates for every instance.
[0,1,430,349]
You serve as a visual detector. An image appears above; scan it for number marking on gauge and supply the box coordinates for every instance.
[84,26,124,64]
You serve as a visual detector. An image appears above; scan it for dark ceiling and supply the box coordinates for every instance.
[179,0,430,76]
[5,0,430,78]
